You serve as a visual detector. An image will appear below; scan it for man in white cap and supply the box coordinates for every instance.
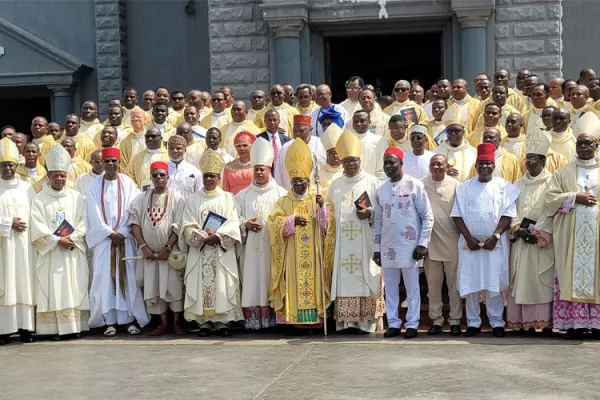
[166,134,203,198]
[403,124,435,179]
[0,138,37,345]
[30,144,89,341]
[236,139,287,330]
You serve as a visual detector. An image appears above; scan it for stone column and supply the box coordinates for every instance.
[49,86,74,125]
[452,0,494,87]
[261,1,308,86]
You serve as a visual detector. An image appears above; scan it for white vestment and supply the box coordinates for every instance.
[353,131,388,181]
[86,174,149,328]
[403,151,434,179]
[167,160,203,198]
[451,177,520,297]
[30,184,89,335]
[0,179,36,335]
[74,171,103,199]
[274,137,326,190]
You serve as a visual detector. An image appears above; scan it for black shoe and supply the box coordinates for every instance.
[51,335,61,342]
[565,328,584,340]
[404,328,418,339]
[0,335,10,345]
[198,328,212,337]
[591,328,600,339]
[464,326,481,337]
[541,328,553,338]
[450,325,462,336]
[384,327,401,338]
[19,331,34,343]
[218,328,232,337]
[427,325,443,335]
[492,327,505,338]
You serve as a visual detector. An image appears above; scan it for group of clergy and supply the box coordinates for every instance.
[3,67,600,344]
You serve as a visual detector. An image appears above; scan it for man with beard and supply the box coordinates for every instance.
[166,135,202,198]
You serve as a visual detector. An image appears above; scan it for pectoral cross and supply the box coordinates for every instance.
[342,254,361,274]
[342,220,361,241]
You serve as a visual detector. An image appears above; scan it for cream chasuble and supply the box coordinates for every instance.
[522,107,546,136]
[468,148,522,183]
[327,170,382,332]
[502,135,526,162]
[383,100,427,124]
[318,164,343,197]
[67,156,92,182]
[550,128,576,161]
[0,178,36,335]
[339,99,362,118]
[167,107,185,128]
[546,158,600,303]
[17,164,47,193]
[93,125,131,149]
[254,104,298,137]
[569,105,600,129]
[426,120,447,145]
[32,135,56,167]
[296,101,320,116]
[353,132,387,182]
[363,108,390,137]
[69,135,96,161]
[510,170,554,305]
[31,184,89,335]
[185,138,207,167]
[236,180,287,313]
[220,121,260,157]
[200,110,232,130]
[119,130,147,172]
[433,140,477,182]
[445,95,481,133]
[79,119,104,141]
[128,190,186,312]
[181,188,243,323]
[126,147,169,189]
[468,123,508,147]
[268,191,335,324]
[247,108,263,122]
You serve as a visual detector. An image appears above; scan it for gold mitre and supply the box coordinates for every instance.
[336,129,363,161]
[285,138,312,179]
[574,112,600,140]
[46,144,72,172]
[525,127,552,156]
[199,149,225,175]
[0,137,19,163]
[321,123,343,150]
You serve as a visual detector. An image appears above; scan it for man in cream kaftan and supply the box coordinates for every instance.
[350,111,387,181]
[86,147,149,335]
[434,122,477,182]
[236,139,286,329]
[30,145,89,338]
[181,150,242,336]
[327,130,383,333]
[0,138,36,344]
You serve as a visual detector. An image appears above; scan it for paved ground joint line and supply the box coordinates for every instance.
[252,343,314,400]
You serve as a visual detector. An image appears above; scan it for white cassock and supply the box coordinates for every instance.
[450,176,520,328]
[167,160,203,198]
[180,188,243,324]
[0,179,36,335]
[235,179,286,329]
[274,137,326,190]
[30,184,89,335]
[353,132,387,181]
[128,190,187,314]
[373,175,433,330]
[86,174,149,328]
[327,170,383,333]
[403,150,434,179]
[74,171,103,199]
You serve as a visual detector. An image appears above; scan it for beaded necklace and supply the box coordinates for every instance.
[147,189,169,226]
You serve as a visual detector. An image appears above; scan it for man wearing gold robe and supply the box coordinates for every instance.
[119,107,148,172]
[61,138,92,182]
[383,80,427,124]
[318,124,344,196]
[31,116,56,167]
[268,138,335,332]
[220,100,260,158]
[469,128,522,183]
[125,127,169,190]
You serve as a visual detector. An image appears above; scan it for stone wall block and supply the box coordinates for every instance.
[96,55,121,68]
[223,22,257,36]
[96,16,118,28]
[512,0,555,3]
[98,68,121,80]
[95,3,119,17]
[209,5,254,22]
[211,53,269,69]
[513,21,559,37]
[513,55,560,69]
[497,40,545,56]
[495,24,511,39]
[212,37,253,53]
[255,68,270,83]
[254,36,269,51]
[211,69,254,84]
[97,42,120,55]
[545,70,562,81]
[496,57,514,71]
[547,4,561,19]
[547,38,561,53]
[496,6,546,21]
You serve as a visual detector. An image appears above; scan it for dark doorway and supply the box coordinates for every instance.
[325,32,443,102]
[0,94,52,138]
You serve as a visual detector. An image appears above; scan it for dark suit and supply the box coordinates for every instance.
[257,131,290,171]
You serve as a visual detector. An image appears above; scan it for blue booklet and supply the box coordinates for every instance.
[202,211,227,232]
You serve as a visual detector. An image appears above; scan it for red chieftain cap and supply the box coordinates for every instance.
[293,114,312,127]
[150,161,169,173]
[102,147,120,160]
[476,143,496,163]
[384,147,404,161]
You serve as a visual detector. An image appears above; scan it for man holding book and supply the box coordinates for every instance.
[30,144,89,340]
[326,130,383,333]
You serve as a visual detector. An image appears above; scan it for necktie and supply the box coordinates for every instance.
[272,134,279,173]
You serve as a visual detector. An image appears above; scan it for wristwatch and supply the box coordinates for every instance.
[164,244,173,251]
[493,233,501,240]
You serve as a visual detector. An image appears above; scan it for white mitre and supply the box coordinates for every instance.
[46,144,72,172]
[250,138,274,167]
[0,137,19,163]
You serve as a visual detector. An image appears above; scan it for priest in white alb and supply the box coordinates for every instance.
[0,138,36,345]
[86,147,149,337]
[181,149,243,337]
[236,139,286,330]
[327,130,383,333]
[30,144,89,340]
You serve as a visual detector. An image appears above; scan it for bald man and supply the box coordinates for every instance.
[469,127,522,183]
[569,85,600,129]
[578,68,597,88]
[176,122,206,166]
[142,90,156,112]
[473,74,489,100]
[502,112,526,161]
[220,100,260,157]
[254,84,300,136]
[383,80,427,125]
[444,79,481,133]
[550,77,564,103]
[188,90,210,121]
[30,116,56,167]
[61,137,92,182]
[79,101,105,141]
[119,107,148,171]
[248,90,266,121]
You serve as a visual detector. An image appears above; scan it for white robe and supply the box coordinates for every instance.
[353,131,387,181]
[403,151,434,179]
[86,174,149,328]
[274,137,326,190]
[167,160,203,198]
[373,175,434,269]
[235,180,286,310]
[74,171,103,199]
[0,178,36,335]
[30,184,89,335]
[450,177,520,297]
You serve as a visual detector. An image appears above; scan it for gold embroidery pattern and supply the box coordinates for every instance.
[295,202,316,314]
[341,254,361,274]
[202,246,218,316]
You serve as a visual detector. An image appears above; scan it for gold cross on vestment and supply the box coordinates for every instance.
[342,254,361,274]
[342,220,361,241]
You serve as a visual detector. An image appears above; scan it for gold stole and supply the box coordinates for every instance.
[294,200,318,322]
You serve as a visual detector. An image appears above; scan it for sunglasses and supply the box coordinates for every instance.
[394,87,409,93]
[145,134,161,139]
[172,97,185,101]
[152,172,167,178]
[446,128,463,135]
[211,98,225,102]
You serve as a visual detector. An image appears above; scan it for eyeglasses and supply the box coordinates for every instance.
[290,178,307,185]
[151,172,167,178]
[172,97,185,101]
[212,98,225,102]
[342,157,360,164]
[446,128,463,135]
[394,87,409,93]
[145,134,161,139]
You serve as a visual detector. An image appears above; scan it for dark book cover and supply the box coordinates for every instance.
[354,191,372,209]
[53,220,74,237]
[401,107,419,125]
[521,217,537,230]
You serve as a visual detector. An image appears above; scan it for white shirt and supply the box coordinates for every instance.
[403,150,434,179]
[266,130,283,150]
[168,160,203,198]
[310,104,350,138]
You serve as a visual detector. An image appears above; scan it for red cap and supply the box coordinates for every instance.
[477,143,496,163]
[384,147,404,161]
[150,161,169,173]
[102,147,120,160]
[293,114,312,127]
[234,130,257,145]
